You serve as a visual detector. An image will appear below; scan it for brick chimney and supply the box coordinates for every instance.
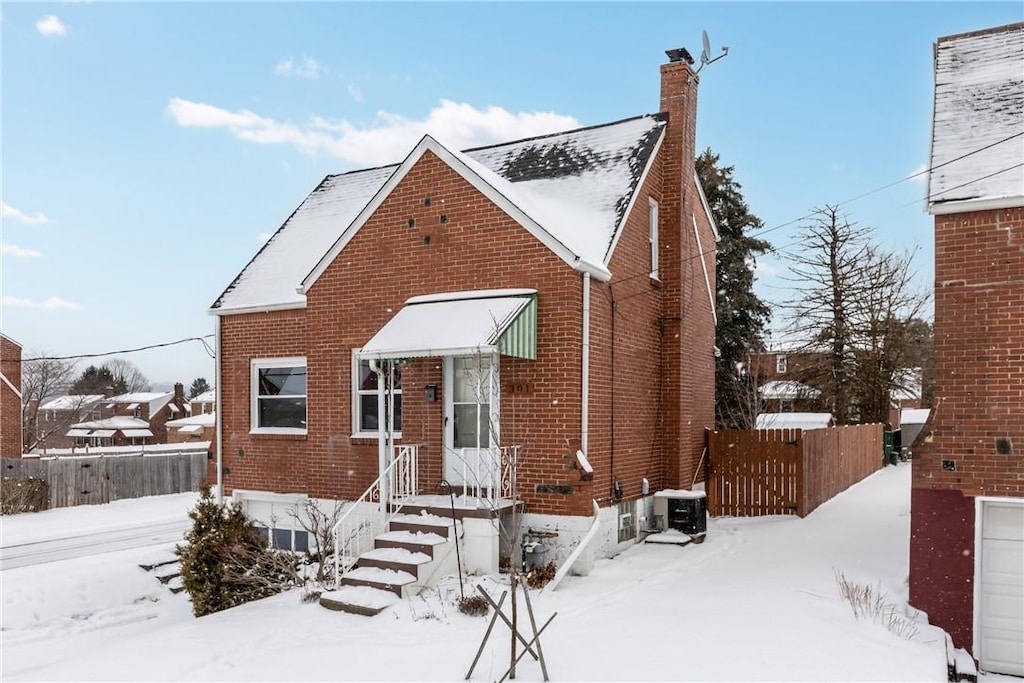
[173,382,185,409]
[658,48,704,489]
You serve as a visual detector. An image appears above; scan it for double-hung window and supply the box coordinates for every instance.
[251,357,307,434]
[352,350,402,437]
[649,198,659,279]
[776,355,787,374]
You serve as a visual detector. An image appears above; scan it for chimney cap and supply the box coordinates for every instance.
[665,47,695,65]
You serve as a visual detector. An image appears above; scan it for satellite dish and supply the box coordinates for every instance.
[695,29,730,74]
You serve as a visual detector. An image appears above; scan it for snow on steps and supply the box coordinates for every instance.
[343,567,417,596]
[320,586,400,616]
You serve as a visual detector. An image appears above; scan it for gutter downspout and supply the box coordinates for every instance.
[215,315,224,504]
[543,499,600,593]
[581,272,591,456]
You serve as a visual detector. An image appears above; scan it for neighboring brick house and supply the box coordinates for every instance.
[190,389,216,415]
[30,394,105,451]
[167,412,216,443]
[746,350,829,413]
[65,384,190,447]
[211,50,717,577]
[910,22,1024,676]
[1,334,23,457]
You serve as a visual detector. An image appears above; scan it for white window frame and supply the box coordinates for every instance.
[776,355,787,374]
[351,349,403,439]
[649,198,660,279]
[250,357,307,435]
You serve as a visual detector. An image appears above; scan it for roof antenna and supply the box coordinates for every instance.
[695,29,729,74]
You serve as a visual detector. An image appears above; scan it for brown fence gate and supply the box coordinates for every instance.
[706,424,882,518]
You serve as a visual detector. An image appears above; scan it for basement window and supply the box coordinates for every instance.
[617,500,636,543]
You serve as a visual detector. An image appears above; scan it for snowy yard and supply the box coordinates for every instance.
[1,465,956,681]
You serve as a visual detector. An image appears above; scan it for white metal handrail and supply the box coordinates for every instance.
[332,444,420,586]
[457,445,520,501]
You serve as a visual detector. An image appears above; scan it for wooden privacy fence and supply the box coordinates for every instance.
[706,423,883,518]
[1,451,207,509]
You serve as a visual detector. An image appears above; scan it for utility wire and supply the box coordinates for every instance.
[10,335,215,363]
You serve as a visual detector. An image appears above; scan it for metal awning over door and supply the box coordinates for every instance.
[360,289,537,360]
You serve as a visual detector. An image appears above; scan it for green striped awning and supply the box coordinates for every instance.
[360,289,538,361]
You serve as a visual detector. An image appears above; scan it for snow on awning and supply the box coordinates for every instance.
[122,429,154,438]
[125,403,139,410]
[178,425,204,434]
[360,289,538,361]
[65,428,92,438]
[88,429,116,438]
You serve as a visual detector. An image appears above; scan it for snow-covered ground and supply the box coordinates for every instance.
[1,466,957,681]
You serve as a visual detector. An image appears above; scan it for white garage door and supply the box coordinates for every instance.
[978,500,1024,676]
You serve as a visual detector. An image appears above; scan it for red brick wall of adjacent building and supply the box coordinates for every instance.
[911,205,1024,649]
[1,335,23,457]
[216,58,715,517]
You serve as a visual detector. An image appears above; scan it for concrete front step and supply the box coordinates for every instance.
[375,530,447,556]
[358,547,432,575]
[390,512,461,539]
[320,586,400,616]
[342,567,417,597]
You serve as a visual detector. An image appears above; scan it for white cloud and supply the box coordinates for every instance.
[274,56,323,79]
[257,232,272,243]
[347,85,364,104]
[36,15,68,38]
[755,258,782,278]
[1,243,42,258]
[2,295,82,310]
[1,201,51,224]
[909,163,929,183]
[168,98,579,166]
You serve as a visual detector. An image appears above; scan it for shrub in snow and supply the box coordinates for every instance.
[176,483,300,617]
[834,570,919,640]
[457,594,489,617]
[1,477,49,514]
[525,560,557,590]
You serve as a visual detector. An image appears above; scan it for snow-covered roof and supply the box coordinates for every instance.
[107,392,173,415]
[71,416,150,430]
[755,413,835,430]
[900,408,931,425]
[759,380,821,400]
[929,22,1024,213]
[166,412,216,428]
[191,389,216,404]
[212,115,666,313]
[39,395,105,411]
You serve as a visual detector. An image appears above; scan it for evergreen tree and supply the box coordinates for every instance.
[70,365,127,396]
[696,149,772,428]
[188,377,211,399]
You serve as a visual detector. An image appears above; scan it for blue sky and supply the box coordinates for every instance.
[2,2,1021,388]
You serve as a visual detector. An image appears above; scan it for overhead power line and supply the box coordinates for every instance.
[10,335,215,363]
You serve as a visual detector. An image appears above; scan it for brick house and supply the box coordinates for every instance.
[1,334,23,457]
[211,50,717,588]
[63,385,190,448]
[31,394,106,450]
[910,22,1023,676]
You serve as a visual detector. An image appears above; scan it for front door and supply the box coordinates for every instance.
[444,355,499,491]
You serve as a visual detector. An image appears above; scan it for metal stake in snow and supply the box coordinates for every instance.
[465,584,555,682]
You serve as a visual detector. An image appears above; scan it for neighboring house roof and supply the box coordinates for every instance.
[212,115,667,314]
[928,22,1024,214]
[901,408,931,425]
[107,392,174,415]
[71,416,150,430]
[755,413,835,430]
[759,380,822,400]
[191,389,216,403]
[39,395,105,411]
[166,412,216,428]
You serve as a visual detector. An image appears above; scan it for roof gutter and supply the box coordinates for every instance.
[208,301,307,317]
[928,194,1024,215]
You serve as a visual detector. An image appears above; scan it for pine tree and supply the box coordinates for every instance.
[696,149,772,428]
[188,377,211,399]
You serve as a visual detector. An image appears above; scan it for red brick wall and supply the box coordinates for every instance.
[911,205,1024,649]
[216,59,716,517]
[1,336,23,457]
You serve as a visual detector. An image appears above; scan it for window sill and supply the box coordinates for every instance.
[250,428,307,440]
[351,432,403,441]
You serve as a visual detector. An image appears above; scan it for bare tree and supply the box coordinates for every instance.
[783,207,931,425]
[104,358,151,392]
[20,352,79,451]
[783,206,872,424]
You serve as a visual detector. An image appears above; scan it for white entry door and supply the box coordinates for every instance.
[977,499,1024,676]
[444,355,499,491]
